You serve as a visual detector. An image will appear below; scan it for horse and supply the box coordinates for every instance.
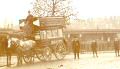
[8,37,36,66]
[7,37,22,66]
[0,35,11,67]
[0,37,7,56]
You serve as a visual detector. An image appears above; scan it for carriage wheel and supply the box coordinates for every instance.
[23,50,34,64]
[54,41,66,60]
[42,47,52,61]
[35,49,45,61]
[36,47,52,61]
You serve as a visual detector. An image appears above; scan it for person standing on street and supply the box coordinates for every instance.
[72,38,80,59]
[114,38,119,57]
[91,40,98,57]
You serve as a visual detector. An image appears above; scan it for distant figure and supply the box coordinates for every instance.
[114,38,119,56]
[72,38,80,59]
[91,40,98,57]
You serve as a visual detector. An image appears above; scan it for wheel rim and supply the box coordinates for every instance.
[23,55,32,63]
[55,41,66,60]
[23,50,34,63]
[43,47,52,61]
[35,49,45,61]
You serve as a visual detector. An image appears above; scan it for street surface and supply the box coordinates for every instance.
[1,51,120,69]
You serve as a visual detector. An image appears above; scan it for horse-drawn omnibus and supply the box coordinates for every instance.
[5,16,68,65]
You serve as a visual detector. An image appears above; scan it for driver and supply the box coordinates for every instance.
[23,11,37,39]
[26,11,34,25]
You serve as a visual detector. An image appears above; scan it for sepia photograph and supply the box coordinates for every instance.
[0,0,120,69]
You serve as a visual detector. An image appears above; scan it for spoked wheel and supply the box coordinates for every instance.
[42,47,52,61]
[23,50,34,64]
[54,41,66,60]
[35,49,45,61]
[35,47,52,61]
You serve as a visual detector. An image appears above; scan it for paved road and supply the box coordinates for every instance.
[1,51,120,69]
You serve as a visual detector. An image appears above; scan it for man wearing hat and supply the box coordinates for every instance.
[114,38,119,56]
[72,38,80,59]
[23,10,39,39]
[91,40,98,57]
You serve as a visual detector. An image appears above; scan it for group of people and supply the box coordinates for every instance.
[72,38,98,59]
[72,38,120,59]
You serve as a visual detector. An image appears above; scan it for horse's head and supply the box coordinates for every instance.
[8,38,20,50]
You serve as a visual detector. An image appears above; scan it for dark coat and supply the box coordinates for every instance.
[26,14,34,25]
[114,40,119,50]
[72,40,80,53]
[91,41,97,51]
[25,14,39,36]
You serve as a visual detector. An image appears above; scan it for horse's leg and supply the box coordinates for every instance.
[19,51,23,65]
[0,50,1,56]
[30,50,35,64]
[18,51,22,65]
[9,54,11,66]
[6,50,9,67]
[7,55,9,66]
[17,50,23,66]
[7,52,11,67]
[17,50,21,66]
[30,54,34,64]
[17,55,20,66]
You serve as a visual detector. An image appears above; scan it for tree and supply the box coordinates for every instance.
[31,0,77,24]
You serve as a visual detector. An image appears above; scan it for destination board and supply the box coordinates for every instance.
[39,16,66,26]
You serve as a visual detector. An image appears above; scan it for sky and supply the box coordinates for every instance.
[72,0,120,19]
[0,0,120,27]
[0,0,33,27]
